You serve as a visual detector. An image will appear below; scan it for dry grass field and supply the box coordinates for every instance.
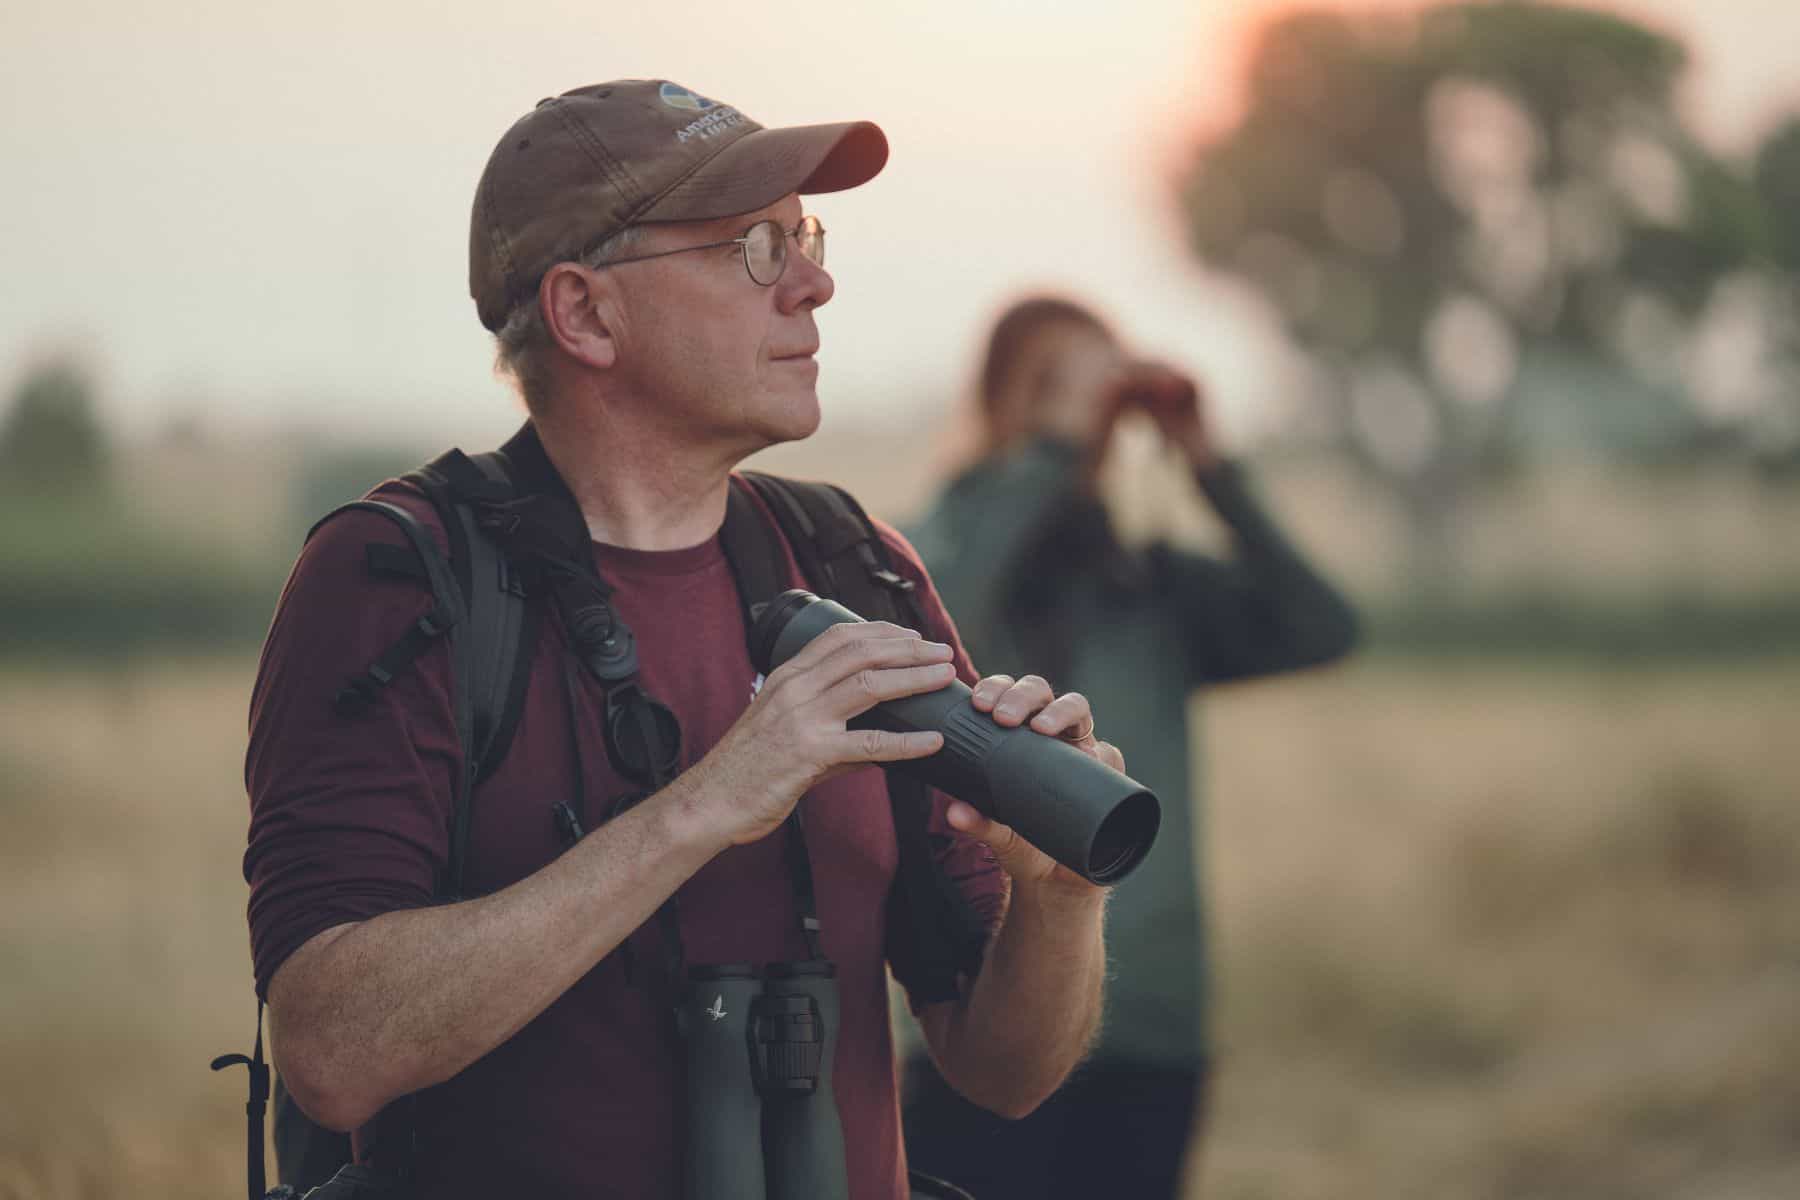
[3,653,1796,1198]
[0,658,254,1198]
[1196,658,1800,1200]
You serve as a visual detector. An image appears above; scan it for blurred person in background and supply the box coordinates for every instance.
[902,295,1360,1199]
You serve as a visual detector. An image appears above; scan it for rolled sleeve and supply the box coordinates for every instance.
[243,492,462,998]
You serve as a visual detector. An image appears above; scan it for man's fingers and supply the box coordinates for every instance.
[968,675,1014,712]
[814,629,954,683]
[1027,691,1093,741]
[944,802,1056,882]
[814,661,957,720]
[769,620,923,682]
[767,624,950,704]
[945,801,1011,851]
[837,727,943,764]
[1092,739,1126,773]
[988,674,1054,726]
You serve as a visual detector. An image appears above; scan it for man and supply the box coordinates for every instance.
[243,83,1119,1199]
[903,296,1359,1198]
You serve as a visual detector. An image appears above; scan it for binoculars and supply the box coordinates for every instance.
[679,960,848,1200]
[750,590,1161,885]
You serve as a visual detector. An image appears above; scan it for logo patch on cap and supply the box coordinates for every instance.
[659,83,718,112]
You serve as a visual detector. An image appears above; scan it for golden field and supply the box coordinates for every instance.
[2,654,1796,1199]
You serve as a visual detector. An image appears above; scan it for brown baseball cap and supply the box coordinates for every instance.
[469,79,889,331]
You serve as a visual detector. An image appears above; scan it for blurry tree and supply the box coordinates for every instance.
[1175,2,1780,588]
[0,356,110,498]
[1748,117,1800,467]
[0,356,279,654]
[1756,118,1800,272]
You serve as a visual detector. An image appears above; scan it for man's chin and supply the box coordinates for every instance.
[756,389,823,446]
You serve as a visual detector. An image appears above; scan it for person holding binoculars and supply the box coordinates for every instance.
[902,295,1360,1199]
[237,82,1130,1200]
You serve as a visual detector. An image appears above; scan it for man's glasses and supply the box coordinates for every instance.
[593,215,826,287]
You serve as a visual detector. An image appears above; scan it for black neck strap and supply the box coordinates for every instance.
[500,423,830,977]
[721,482,826,961]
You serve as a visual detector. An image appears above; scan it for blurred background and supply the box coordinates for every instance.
[3,1,1798,1197]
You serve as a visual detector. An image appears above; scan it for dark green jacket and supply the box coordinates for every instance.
[906,439,1358,1065]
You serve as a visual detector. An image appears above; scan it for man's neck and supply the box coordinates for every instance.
[531,404,743,552]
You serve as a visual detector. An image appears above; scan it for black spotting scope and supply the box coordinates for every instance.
[749,590,1161,885]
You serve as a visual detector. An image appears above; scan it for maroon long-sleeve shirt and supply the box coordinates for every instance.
[243,469,1004,1200]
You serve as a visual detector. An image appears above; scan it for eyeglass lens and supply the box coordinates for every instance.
[744,217,826,286]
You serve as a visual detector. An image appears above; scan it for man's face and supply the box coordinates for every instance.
[603,192,835,456]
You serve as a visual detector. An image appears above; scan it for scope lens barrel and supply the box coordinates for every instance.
[749,591,1161,885]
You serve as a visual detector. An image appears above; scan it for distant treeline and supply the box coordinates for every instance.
[0,496,280,659]
[5,523,1796,662]
[3,355,1797,662]
[1366,594,1800,660]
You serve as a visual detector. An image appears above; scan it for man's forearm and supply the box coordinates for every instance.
[930,880,1107,1118]
[270,616,963,1132]
[270,775,728,1131]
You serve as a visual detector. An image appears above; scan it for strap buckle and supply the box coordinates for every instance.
[870,567,915,594]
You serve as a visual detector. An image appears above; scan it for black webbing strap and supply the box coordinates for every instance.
[643,731,687,993]
[783,812,826,962]
[731,475,989,999]
[366,542,427,581]
[315,501,466,725]
[719,479,797,639]
[714,482,829,962]
[423,447,515,505]
[309,500,465,622]
[738,471,919,606]
[407,450,534,789]
[209,1003,271,1200]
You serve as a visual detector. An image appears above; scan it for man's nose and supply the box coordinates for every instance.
[778,244,834,313]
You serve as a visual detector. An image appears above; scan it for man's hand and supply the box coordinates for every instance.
[687,621,953,847]
[949,673,1125,893]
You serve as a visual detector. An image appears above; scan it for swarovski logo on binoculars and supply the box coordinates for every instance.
[682,960,851,1199]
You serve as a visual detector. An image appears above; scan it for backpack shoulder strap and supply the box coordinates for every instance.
[736,471,920,623]
[309,498,466,725]
[309,451,537,902]
[252,460,537,1196]
[730,473,991,997]
[309,493,478,902]
[407,449,535,790]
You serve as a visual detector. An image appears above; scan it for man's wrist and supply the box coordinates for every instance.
[641,772,736,862]
[1006,873,1109,920]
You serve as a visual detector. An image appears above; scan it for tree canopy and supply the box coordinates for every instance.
[0,356,110,496]
[1175,1,1793,581]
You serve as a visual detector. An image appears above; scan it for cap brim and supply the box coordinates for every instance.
[640,120,889,223]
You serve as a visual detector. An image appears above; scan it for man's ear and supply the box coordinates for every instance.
[541,263,619,370]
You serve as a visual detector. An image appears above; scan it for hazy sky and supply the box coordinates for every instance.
[3,0,1796,450]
